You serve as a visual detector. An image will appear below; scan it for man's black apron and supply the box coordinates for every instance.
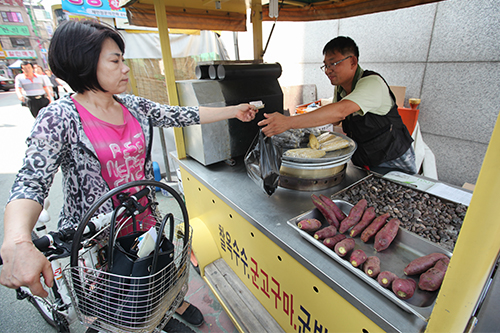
[340,70,413,168]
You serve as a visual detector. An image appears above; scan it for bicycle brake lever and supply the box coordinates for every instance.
[119,187,151,216]
[47,233,73,261]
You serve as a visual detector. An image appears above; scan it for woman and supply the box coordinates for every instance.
[0,20,257,327]
[33,64,55,102]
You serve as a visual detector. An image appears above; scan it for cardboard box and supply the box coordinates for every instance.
[390,86,406,108]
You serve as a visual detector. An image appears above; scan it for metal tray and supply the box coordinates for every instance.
[282,131,357,164]
[287,199,452,321]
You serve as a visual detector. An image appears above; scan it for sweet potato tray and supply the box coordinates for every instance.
[287,200,452,321]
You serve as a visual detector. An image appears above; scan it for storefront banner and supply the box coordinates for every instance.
[61,0,126,19]
[0,25,29,36]
[5,50,36,59]
[0,0,23,6]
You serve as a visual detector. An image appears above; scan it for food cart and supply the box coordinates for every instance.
[118,1,500,332]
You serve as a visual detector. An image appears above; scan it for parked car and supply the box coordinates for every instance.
[0,75,15,91]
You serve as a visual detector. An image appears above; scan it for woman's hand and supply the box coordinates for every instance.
[0,240,53,298]
[199,104,258,124]
[234,104,258,122]
[1,199,53,297]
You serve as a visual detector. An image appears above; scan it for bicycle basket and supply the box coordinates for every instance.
[64,180,192,333]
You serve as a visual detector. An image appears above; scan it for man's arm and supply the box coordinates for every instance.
[15,76,24,101]
[16,87,24,102]
[43,86,53,103]
[258,99,360,137]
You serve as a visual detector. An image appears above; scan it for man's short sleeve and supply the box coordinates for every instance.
[15,75,23,89]
[343,75,393,116]
[42,75,52,87]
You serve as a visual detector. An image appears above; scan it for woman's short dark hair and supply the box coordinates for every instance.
[48,20,125,94]
[322,36,359,59]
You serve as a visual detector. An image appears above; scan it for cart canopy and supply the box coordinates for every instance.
[119,0,443,31]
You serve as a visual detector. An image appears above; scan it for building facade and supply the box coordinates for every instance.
[0,0,53,77]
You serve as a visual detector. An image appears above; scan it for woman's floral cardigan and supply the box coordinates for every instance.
[9,94,200,229]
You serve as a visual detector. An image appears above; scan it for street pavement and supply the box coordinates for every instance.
[0,91,68,332]
[0,91,237,333]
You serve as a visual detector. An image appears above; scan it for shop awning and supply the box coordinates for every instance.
[261,0,444,22]
[8,59,22,68]
[120,0,247,31]
[120,0,443,31]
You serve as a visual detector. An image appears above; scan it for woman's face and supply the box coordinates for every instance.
[96,38,130,94]
[34,65,44,75]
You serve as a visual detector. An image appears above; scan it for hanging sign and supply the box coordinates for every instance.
[5,49,37,59]
[61,0,126,19]
[0,25,30,36]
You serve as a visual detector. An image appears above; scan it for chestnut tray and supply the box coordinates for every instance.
[287,199,452,322]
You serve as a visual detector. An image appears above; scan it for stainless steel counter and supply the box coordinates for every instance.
[174,154,429,332]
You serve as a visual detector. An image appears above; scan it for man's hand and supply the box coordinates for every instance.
[258,112,292,137]
[0,240,53,298]
[234,104,258,122]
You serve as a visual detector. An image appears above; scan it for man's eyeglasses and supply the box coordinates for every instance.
[320,56,352,72]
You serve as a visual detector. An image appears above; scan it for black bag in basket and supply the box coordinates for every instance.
[102,212,176,327]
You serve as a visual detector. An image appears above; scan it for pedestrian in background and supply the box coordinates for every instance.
[15,61,52,118]
[34,64,54,101]
[45,68,63,100]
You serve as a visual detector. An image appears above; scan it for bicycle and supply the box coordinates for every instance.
[0,180,193,333]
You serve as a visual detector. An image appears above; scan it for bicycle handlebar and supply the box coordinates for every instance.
[0,219,101,266]
[0,185,152,266]
[0,227,72,266]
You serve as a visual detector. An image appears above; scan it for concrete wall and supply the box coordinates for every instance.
[221,0,500,187]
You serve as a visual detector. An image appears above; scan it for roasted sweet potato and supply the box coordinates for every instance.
[311,194,339,228]
[297,218,322,232]
[392,278,417,300]
[350,249,367,268]
[308,133,320,149]
[339,199,368,234]
[361,212,390,243]
[314,225,337,240]
[350,207,377,237]
[374,218,400,252]
[323,234,347,250]
[404,253,449,276]
[363,256,381,278]
[418,257,450,291]
[339,216,355,234]
[377,271,398,288]
[284,148,325,158]
[434,257,450,271]
[319,194,346,222]
[334,238,356,257]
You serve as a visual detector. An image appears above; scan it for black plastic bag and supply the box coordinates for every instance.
[244,129,282,196]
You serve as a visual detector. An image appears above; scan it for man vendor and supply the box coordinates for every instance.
[258,36,416,174]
